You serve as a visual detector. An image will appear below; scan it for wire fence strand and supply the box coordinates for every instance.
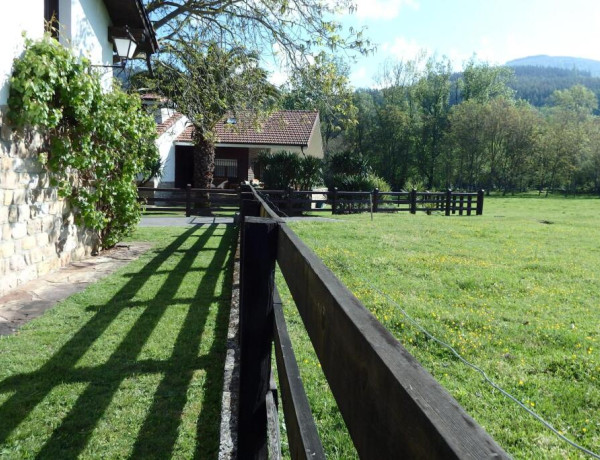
[306,236,600,460]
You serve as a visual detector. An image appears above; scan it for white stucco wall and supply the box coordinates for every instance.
[157,116,189,184]
[0,2,45,106]
[0,0,113,108]
[61,0,113,86]
[306,118,324,159]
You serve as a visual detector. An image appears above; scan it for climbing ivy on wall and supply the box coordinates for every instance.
[7,35,159,248]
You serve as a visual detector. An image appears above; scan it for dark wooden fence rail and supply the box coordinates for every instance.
[237,185,507,459]
[255,188,484,216]
[137,186,483,217]
[137,186,240,216]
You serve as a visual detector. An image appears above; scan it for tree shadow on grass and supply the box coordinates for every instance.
[0,224,236,459]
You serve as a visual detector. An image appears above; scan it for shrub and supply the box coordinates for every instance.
[8,35,159,248]
[257,150,323,190]
[297,156,323,190]
[367,173,392,192]
[325,150,371,178]
[324,150,388,192]
[328,173,391,192]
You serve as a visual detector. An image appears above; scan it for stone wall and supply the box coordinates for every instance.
[0,107,98,296]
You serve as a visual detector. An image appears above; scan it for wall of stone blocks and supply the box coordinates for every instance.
[0,107,98,296]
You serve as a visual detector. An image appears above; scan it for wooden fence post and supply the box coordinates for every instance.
[287,187,293,214]
[238,217,279,459]
[241,199,261,219]
[332,187,338,215]
[410,189,417,214]
[185,184,192,217]
[476,189,485,215]
[445,189,452,216]
[372,188,379,213]
[467,195,473,216]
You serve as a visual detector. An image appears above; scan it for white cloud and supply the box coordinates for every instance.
[349,66,369,87]
[383,37,429,61]
[268,69,289,86]
[353,0,419,20]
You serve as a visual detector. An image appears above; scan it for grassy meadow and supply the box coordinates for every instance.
[0,224,235,459]
[277,195,600,459]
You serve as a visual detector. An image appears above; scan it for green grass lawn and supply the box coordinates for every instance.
[0,224,236,459]
[277,195,600,459]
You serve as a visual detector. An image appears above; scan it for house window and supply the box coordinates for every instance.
[44,0,60,38]
[215,159,238,178]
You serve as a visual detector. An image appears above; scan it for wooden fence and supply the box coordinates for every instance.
[258,188,484,216]
[237,185,507,459]
[138,186,484,217]
[137,185,240,216]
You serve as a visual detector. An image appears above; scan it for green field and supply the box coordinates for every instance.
[278,195,600,459]
[0,225,235,459]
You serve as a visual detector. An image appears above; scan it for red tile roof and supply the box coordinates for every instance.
[175,110,319,146]
[156,112,184,135]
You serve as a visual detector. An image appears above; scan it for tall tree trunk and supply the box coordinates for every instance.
[193,130,215,210]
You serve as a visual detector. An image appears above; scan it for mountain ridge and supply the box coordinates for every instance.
[506,55,600,77]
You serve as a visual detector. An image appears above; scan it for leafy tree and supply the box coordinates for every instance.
[148,38,278,191]
[495,101,540,194]
[534,86,597,194]
[371,59,423,189]
[413,57,452,188]
[459,59,515,103]
[549,84,598,120]
[447,100,488,189]
[142,0,371,69]
[282,54,357,152]
[535,113,583,194]
[581,118,600,193]
[351,89,378,157]
[448,97,540,193]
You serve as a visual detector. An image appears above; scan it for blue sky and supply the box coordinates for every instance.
[331,0,600,88]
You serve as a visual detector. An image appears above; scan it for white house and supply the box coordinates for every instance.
[0,1,157,296]
[148,103,324,188]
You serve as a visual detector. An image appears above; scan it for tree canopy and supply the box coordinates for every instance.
[142,0,372,70]
[147,37,278,189]
[281,54,357,152]
[339,57,600,195]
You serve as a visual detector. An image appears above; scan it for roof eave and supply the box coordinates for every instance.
[102,0,159,55]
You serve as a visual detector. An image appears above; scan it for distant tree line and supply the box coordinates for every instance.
[508,66,600,113]
[296,58,600,195]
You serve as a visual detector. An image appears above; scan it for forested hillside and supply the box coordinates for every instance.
[508,66,600,110]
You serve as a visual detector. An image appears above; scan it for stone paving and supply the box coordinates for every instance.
[0,242,152,335]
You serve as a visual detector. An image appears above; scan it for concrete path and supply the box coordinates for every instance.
[139,216,234,226]
[281,216,341,223]
[139,215,339,226]
[0,243,152,335]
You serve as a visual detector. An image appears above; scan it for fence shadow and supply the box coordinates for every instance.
[0,224,236,458]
